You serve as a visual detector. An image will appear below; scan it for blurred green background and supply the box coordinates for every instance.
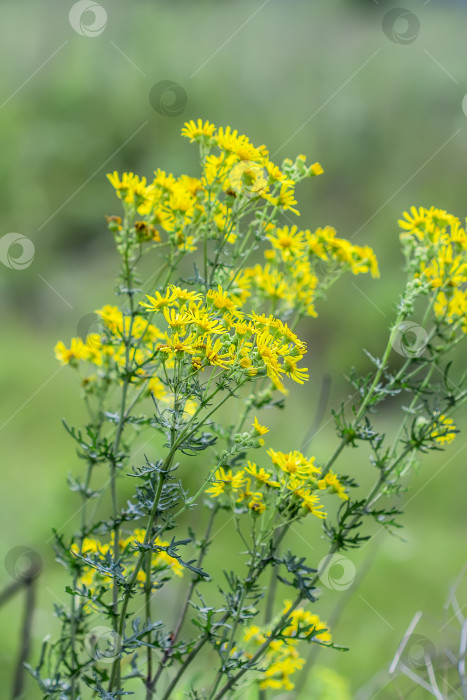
[1,0,466,697]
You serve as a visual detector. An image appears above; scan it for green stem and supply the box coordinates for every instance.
[145,548,153,700]
[151,506,218,693]
[108,458,170,691]
[159,637,208,700]
[108,237,137,688]
[322,305,409,476]
[211,594,304,700]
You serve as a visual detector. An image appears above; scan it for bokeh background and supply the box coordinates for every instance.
[1,0,466,697]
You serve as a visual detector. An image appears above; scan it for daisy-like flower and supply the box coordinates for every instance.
[287,482,327,519]
[266,225,306,261]
[317,471,348,501]
[256,332,284,383]
[283,357,309,384]
[187,306,225,335]
[55,338,92,365]
[252,417,270,445]
[95,304,123,332]
[147,375,166,400]
[181,118,216,142]
[197,335,231,368]
[152,169,176,191]
[140,289,177,313]
[398,206,430,240]
[268,449,320,480]
[263,185,300,216]
[206,467,245,498]
[162,307,191,332]
[157,332,196,357]
[228,160,268,198]
[248,494,266,514]
[245,461,279,487]
[107,171,152,206]
[206,285,239,315]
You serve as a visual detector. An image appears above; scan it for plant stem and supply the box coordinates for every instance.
[322,306,408,476]
[145,548,153,700]
[209,520,267,699]
[108,235,136,689]
[108,459,170,691]
[211,594,304,700]
[151,505,218,693]
[159,637,208,700]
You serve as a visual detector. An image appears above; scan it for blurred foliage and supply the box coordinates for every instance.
[1,0,466,697]
[306,665,352,700]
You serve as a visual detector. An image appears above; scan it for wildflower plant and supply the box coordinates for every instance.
[32,120,466,698]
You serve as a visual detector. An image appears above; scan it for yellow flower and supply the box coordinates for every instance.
[248,494,266,514]
[265,160,293,186]
[168,286,203,304]
[434,289,466,326]
[242,601,329,691]
[289,485,327,519]
[157,332,196,357]
[309,162,324,176]
[236,477,256,503]
[266,225,306,260]
[216,126,268,163]
[264,185,300,216]
[152,169,176,191]
[107,171,152,207]
[205,467,245,498]
[95,304,123,332]
[147,376,166,400]
[244,625,263,643]
[252,417,270,445]
[206,285,239,315]
[55,338,91,365]
[430,413,456,444]
[140,289,176,313]
[283,357,309,384]
[421,246,466,289]
[318,471,348,501]
[267,449,320,480]
[398,206,430,240]
[197,335,231,368]
[181,118,216,142]
[152,538,184,577]
[188,306,225,335]
[162,306,191,332]
[245,461,279,487]
[282,600,332,643]
[228,160,268,198]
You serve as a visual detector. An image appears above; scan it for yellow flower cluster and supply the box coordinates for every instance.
[206,447,347,518]
[182,118,321,201]
[430,413,456,445]
[242,600,331,691]
[54,336,103,366]
[107,169,203,252]
[105,119,327,258]
[55,305,164,370]
[140,286,309,393]
[241,223,379,318]
[71,529,182,598]
[399,207,467,330]
[55,286,309,400]
[103,120,381,331]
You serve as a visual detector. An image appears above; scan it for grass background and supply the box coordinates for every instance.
[1,0,466,697]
